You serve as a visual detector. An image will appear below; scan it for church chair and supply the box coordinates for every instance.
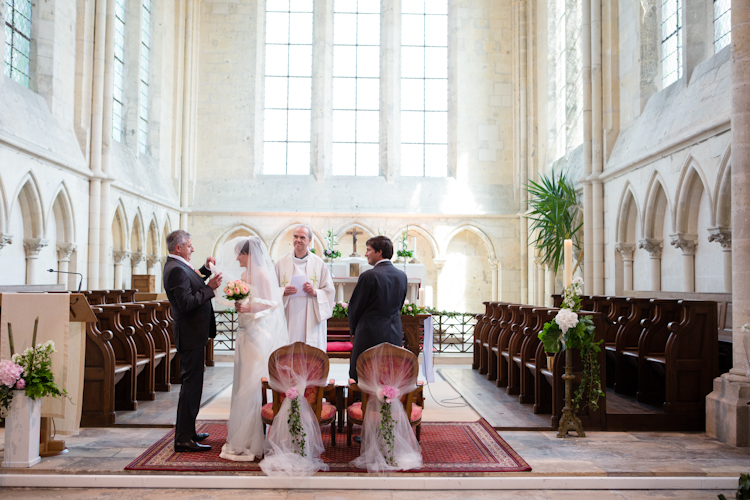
[483,302,507,381]
[104,289,138,304]
[154,300,181,385]
[86,290,111,305]
[81,307,130,426]
[137,301,172,391]
[519,308,554,405]
[475,302,493,374]
[503,305,533,395]
[613,298,656,395]
[495,304,521,388]
[260,342,337,446]
[345,343,423,447]
[472,302,491,369]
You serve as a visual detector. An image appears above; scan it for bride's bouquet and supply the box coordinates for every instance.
[223,279,250,301]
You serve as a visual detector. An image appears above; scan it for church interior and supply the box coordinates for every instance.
[1,0,749,497]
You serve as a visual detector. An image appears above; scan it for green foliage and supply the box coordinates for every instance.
[401,302,424,316]
[396,249,414,259]
[719,474,750,499]
[380,401,397,466]
[524,169,582,276]
[424,307,471,318]
[332,302,349,319]
[13,341,67,402]
[539,321,563,353]
[288,396,306,457]
[568,316,604,413]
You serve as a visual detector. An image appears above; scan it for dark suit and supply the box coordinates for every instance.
[163,256,217,443]
[348,260,408,380]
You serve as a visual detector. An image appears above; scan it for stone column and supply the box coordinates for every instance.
[535,258,545,306]
[433,259,446,310]
[113,250,131,289]
[670,233,698,292]
[0,233,13,254]
[706,0,750,446]
[489,259,499,301]
[615,242,635,291]
[56,243,77,288]
[146,254,159,275]
[708,227,732,293]
[638,238,663,291]
[130,252,145,277]
[23,238,49,285]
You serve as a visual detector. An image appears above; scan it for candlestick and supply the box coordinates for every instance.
[419,287,425,308]
[564,239,573,287]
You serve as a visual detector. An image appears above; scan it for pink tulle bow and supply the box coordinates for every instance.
[285,387,299,400]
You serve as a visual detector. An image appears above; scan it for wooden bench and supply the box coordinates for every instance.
[479,302,503,378]
[472,302,491,370]
[494,304,520,389]
[326,318,354,358]
[502,305,533,396]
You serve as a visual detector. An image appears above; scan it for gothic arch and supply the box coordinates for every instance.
[616,182,641,243]
[334,221,377,240]
[269,222,325,256]
[388,224,440,259]
[643,171,673,238]
[443,224,497,260]
[12,173,45,239]
[211,224,265,257]
[713,145,731,228]
[674,156,712,234]
[0,174,8,233]
[146,218,159,255]
[131,210,145,253]
[48,183,76,243]
[161,217,173,256]
[111,202,128,252]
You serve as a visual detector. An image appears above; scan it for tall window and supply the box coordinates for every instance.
[714,0,731,53]
[661,0,682,88]
[332,0,380,176]
[3,0,31,87]
[112,0,126,142]
[401,0,448,177]
[565,0,583,151]
[138,0,151,154]
[263,0,313,175]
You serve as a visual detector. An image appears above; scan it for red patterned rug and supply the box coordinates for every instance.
[125,419,531,474]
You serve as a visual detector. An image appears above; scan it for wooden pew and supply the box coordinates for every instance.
[475,302,494,374]
[486,302,512,382]
[480,302,504,378]
[81,307,132,426]
[502,305,533,395]
[140,301,174,391]
[472,303,491,369]
[494,304,520,388]
[611,298,656,395]
[518,307,553,405]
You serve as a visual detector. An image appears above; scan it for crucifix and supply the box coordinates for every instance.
[347,228,364,257]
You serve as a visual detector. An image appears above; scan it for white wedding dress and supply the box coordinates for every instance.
[215,237,289,462]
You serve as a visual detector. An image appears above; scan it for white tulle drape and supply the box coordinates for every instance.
[350,343,423,473]
[259,342,330,476]
[213,236,289,462]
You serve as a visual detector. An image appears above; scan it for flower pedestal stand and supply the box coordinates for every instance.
[2,392,42,467]
[556,347,585,438]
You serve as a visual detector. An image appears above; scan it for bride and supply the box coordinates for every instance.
[214,236,289,462]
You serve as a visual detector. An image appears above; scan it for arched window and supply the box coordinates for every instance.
[3,0,31,87]
[332,0,381,176]
[263,0,314,175]
[661,0,682,87]
[139,0,151,154]
[713,0,731,53]
[112,0,127,141]
[401,0,448,177]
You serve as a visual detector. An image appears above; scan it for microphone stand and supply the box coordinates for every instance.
[47,269,83,293]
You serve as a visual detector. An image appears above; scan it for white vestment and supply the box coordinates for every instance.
[275,252,335,350]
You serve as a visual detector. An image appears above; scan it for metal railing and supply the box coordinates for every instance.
[213,310,478,354]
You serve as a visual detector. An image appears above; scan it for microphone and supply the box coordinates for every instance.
[47,269,84,293]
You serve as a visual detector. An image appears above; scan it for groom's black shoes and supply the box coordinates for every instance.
[193,432,209,442]
[353,436,361,444]
[174,439,211,452]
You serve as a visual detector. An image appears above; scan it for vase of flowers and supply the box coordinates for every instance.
[537,278,604,413]
[396,228,414,267]
[2,319,67,468]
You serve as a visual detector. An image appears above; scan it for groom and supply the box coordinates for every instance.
[348,235,408,381]
[163,230,223,452]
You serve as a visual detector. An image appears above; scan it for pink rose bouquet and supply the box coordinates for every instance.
[223,279,250,301]
[377,385,400,404]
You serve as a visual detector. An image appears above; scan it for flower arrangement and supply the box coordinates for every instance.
[323,229,341,261]
[537,277,604,412]
[396,227,414,260]
[1,319,68,421]
[332,301,349,319]
[400,299,424,317]
[285,386,306,457]
[377,385,400,466]
[223,279,250,301]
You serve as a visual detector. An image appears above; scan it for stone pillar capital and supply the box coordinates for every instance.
[670,233,698,255]
[615,242,636,261]
[708,226,732,250]
[0,233,13,252]
[130,252,145,266]
[488,258,499,270]
[23,238,49,258]
[433,258,446,270]
[56,243,77,261]
[146,254,160,269]
[638,238,663,258]
[113,250,131,265]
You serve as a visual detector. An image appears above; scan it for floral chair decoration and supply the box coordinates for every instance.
[346,343,424,473]
[259,342,336,476]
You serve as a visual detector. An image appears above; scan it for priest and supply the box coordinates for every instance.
[275,224,335,350]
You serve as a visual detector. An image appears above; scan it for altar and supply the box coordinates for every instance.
[328,256,426,304]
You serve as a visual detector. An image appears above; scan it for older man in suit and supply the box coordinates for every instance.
[163,230,223,452]
[347,235,408,381]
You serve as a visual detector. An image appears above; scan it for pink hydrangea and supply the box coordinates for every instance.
[285,387,299,400]
[16,378,25,389]
[377,385,400,403]
[0,359,24,388]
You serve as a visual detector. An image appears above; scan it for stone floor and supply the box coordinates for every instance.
[0,359,747,497]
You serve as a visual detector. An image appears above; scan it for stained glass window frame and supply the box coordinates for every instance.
[112,0,126,142]
[138,0,151,154]
[3,0,32,87]
[661,0,682,88]
[713,0,731,53]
